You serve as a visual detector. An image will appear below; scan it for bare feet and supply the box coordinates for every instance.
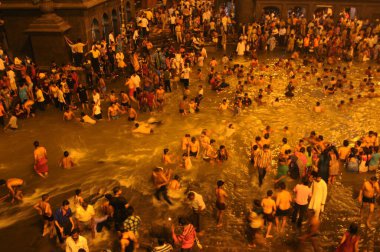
[265,235,273,238]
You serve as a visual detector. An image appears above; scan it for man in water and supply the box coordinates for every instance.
[215,180,228,227]
[292,178,312,228]
[65,228,89,252]
[275,182,292,233]
[54,199,75,243]
[0,178,24,203]
[109,186,130,233]
[187,191,206,233]
[59,151,75,169]
[358,176,379,228]
[261,190,276,238]
[308,172,327,219]
[188,137,200,158]
[33,141,49,179]
[33,193,54,238]
[256,144,272,187]
[108,102,123,120]
[152,167,172,205]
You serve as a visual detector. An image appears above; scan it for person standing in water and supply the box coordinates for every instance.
[308,172,327,220]
[59,151,75,169]
[275,182,292,233]
[358,176,379,228]
[261,190,276,238]
[33,141,49,179]
[256,144,272,187]
[33,193,54,238]
[152,167,173,205]
[215,180,228,227]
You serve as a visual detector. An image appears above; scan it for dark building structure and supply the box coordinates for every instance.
[236,0,380,23]
[0,0,141,66]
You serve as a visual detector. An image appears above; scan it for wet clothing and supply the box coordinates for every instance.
[110,196,128,231]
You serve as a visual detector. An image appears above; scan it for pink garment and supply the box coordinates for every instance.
[293,184,312,205]
[173,224,196,249]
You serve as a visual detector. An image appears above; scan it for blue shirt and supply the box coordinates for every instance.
[54,207,72,226]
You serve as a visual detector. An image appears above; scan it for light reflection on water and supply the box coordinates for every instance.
[0,54,379,251]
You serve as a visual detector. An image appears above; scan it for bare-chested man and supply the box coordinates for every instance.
[216,180,228,227]
[63,108,76,121]
[162,148,176,165]
[313,102,324,113]
[275,182,292,233]
[152,167,172,205]
[0,178,24,203]
[128,107,138,121]
[188,137,200,158]
[155,85,165,111]
[261,190,276,238]
[59,151,75,169]
[33,193,54,237]
[358,176,380,227]
[181,134,191,151]
[108,103,123,120]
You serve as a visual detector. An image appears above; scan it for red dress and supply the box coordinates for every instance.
[336,232,359,252]
[34,153,49,174]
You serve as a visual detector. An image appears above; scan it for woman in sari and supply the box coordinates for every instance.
[33,141,48,178]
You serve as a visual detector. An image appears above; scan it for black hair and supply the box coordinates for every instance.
[0,179,5,186]
[279,182,286,190]
[34,141,39,147]
[62,199,70,206]
[71,228,79,235]
[75,189,81,195]
[64,151,69,157]
[343,140,349,147]
[267,190,273,196]
[157,238,166,246]
[217,180,224,187]
[113,186,121,194]
[126,206,134,217]
[348,223,358,235]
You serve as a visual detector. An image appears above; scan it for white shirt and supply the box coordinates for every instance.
[76,205,95,222]
[189,192,206,211]
[65,235,89,252]
[8,116,18,129]
[140,18,149,28]
[131,75,141,88]
[93,92,100,105]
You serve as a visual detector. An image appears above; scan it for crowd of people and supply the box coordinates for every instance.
[1,0,380,251]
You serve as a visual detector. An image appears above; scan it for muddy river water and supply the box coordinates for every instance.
[0,52,379,251]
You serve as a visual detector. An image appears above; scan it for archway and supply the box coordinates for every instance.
[288,6,306,18]
[263,6,281,18]
[102,14,111,41]
[91,18,101,42]
[112,9,119,35]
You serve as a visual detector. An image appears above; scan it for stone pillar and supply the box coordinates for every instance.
[24,0,71,68]
[236,0,255,24]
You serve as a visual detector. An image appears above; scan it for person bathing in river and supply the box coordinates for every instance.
[188,137,200,158]
[33,193,54,238]
[59,151,75,169]
[33,141,49,179]
[216,180,228,227]
[152,167,173,205]
[0,178,24,203]
[162,148,176,165]
[358,176,379,228]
